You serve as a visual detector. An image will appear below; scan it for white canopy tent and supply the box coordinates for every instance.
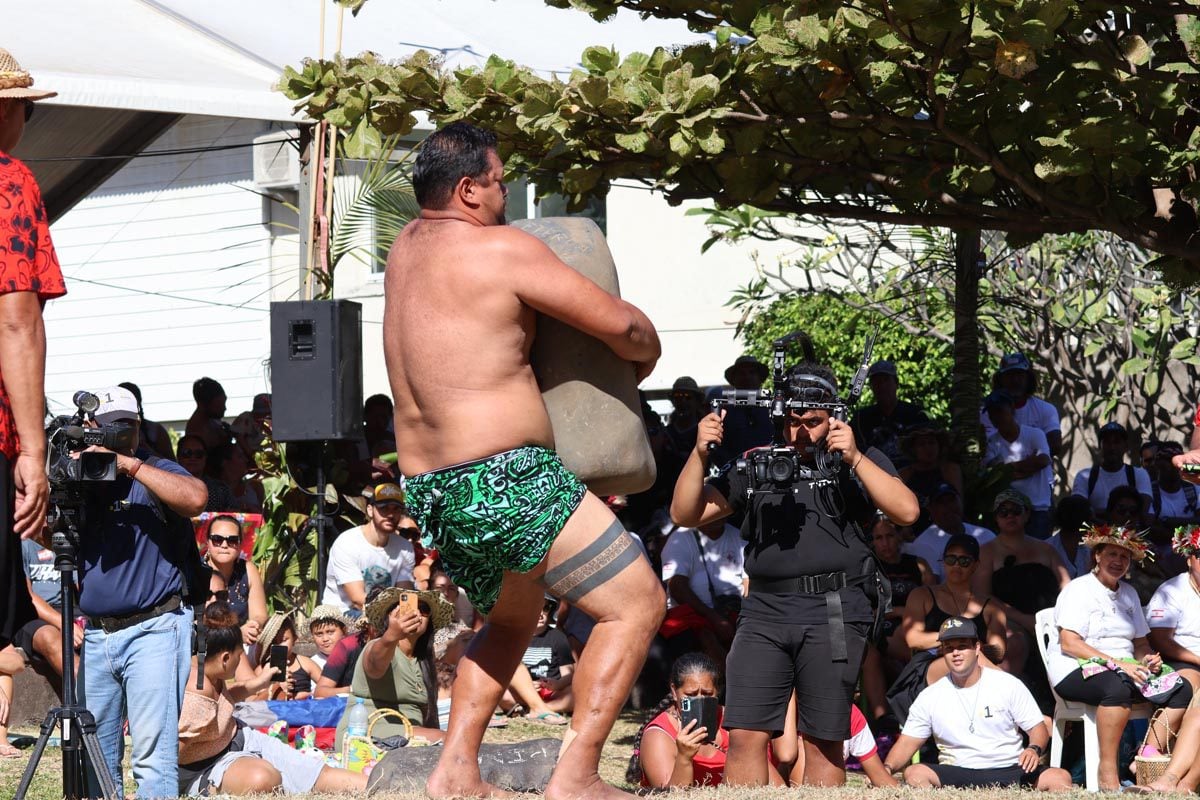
[8,0,703,219]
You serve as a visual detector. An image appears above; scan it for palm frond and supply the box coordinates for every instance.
[330,138,419,270]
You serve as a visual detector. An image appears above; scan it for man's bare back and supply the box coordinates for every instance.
[385,215,658,477]
[384,218,555,475]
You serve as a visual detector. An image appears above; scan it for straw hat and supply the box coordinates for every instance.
[365,587,456,636]
[0,49,56,100]
[256,611,293,663]
[307,604,352,632]
[1081,523,1152,562]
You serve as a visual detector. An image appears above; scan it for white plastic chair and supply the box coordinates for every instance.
[1035,607,1151,792]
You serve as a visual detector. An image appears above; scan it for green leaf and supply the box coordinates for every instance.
[1118,357,1152,376]
[343,116,383,158]
[580,46,618,73]
[1143,370,1160,397]
[1131,286,1160,305]
[1170,338,1198,361]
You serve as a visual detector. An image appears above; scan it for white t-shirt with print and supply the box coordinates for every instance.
[660,524,745,609]
[984,425,1053,510]
[321,525,415,610]
[1147,573,1200,656]
[1071,464,1153,514]
[902,667,1043,769]
[1046,572,1149,686]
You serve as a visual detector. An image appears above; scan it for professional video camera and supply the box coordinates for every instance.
[710,331,875,497]
[45,391,135,487]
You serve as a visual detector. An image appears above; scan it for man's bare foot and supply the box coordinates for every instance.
[426,769,515,799]
[545,773,636,800]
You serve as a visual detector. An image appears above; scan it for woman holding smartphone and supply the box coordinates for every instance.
[628,653,785,788]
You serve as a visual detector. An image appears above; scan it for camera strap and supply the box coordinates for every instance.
[691,530,721,608]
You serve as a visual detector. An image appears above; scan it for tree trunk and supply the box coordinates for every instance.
[951,229,983,477]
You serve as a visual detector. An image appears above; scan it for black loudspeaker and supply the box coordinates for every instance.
[270,300,364,441]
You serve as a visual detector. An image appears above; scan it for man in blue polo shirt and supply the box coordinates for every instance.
[75,386,207,798]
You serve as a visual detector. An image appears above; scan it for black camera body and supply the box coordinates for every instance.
[735,446,816,497]
[46,391,136,488]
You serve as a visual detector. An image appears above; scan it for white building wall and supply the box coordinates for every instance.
[335,182,799,401]
[44,115,280,424]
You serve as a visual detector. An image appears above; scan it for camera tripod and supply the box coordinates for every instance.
[15,525,118,800]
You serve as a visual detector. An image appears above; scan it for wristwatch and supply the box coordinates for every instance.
[1026,744,1045,757]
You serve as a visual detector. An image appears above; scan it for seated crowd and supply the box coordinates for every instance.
[9,354,1200,797]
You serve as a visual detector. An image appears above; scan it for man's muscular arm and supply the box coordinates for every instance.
[108,451,207,517]
[0,291,49,538]
[504,230,661,371]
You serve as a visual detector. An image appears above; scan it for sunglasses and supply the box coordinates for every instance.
[942,555,976,567]
[995,505,1024,517]
[23,100,34,123]
[208,534,241,547]
[179,448,206,458]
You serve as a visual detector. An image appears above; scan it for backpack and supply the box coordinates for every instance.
[1152,481,1198,518]
[1087,464,1136,503]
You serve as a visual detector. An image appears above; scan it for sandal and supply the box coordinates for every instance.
[525,711,568,726]
[0,741,21,758]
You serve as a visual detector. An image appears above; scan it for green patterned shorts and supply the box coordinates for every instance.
[404,446,586,615]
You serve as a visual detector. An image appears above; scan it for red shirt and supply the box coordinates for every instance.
[641,708,730,787]
[0,152,66,459]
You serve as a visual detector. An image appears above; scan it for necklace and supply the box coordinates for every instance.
[945,585,972,616]
[951,668,982,734]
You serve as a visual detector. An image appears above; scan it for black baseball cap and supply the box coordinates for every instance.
[937,616,979,642]
[1099,421,1127,437]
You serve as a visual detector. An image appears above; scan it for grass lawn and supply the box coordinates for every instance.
[2,713,1100,800]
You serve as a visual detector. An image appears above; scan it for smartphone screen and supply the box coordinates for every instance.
[269,644,288,675]
[679,696,718,744]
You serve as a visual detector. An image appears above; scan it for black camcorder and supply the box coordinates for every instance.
[711,331,874,497]
[46,391,136,485]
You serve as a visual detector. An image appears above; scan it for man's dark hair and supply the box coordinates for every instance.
[364,394,393,416]
[193,377,225,404]
[1106,484,1143,514]
[786,362,839,404]
[412,122,499,209]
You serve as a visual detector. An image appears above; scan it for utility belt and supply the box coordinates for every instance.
[89,594,182,634]
[748,571,872,663]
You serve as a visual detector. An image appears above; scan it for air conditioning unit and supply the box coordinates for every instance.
[253,130,301,190]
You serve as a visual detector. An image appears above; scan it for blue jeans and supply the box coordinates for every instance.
[79,605,193,798]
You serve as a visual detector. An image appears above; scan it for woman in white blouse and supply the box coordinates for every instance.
[1046,526,1191,791]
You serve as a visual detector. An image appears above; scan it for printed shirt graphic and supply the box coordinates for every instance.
[0,152,66,459]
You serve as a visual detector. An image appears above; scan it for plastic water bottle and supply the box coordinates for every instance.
[347,697,369,739]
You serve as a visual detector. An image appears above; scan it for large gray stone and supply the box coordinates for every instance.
[512,217,656,496]
[9,666,61,729]
[365,737,560,794]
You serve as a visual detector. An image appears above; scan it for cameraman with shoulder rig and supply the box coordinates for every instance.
[671,358,918,788]
[74,385,207,798]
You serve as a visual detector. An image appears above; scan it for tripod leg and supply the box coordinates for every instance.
[79,724,119,800]
[14,712,62,800]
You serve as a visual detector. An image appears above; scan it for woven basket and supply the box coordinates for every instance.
[1135,709,1175,786]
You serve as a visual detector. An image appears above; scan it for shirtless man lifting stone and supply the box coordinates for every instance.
[384,121,665,800]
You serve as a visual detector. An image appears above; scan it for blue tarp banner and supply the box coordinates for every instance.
[265,696,346,728]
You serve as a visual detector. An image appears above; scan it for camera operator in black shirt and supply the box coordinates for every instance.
[670,361,918,787]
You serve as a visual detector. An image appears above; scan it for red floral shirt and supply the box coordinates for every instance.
[0,151,66,459]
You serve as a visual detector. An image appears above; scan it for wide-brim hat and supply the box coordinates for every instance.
[1082,524,1152,562]
[724,355,768,385]
[0,49,56,100]
[307,604,352,632]
[257,611,292,664]
[365,587,456,636]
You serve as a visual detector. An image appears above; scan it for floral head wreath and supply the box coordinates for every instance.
[1082,523,1152,562]
[1172,526,1200,557]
